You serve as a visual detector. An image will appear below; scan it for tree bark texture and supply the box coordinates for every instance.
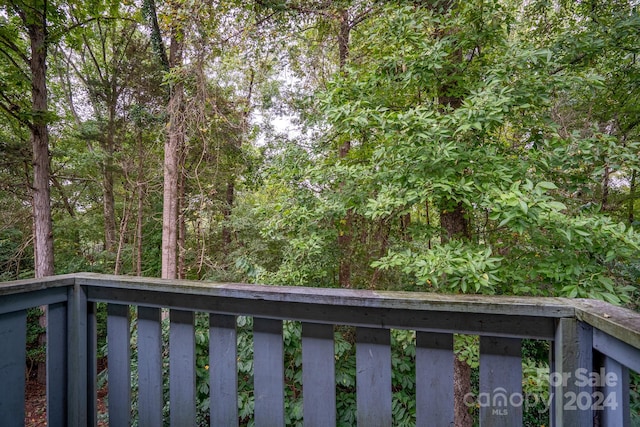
[102,104,118,253]
[629,170,636,225]
[440,202,470,243]
[26,3,54,386]
[337,8,352,288]
[28,11,54,277]
[454,357,473,427]
[135,130,146,276]
[161,19,185,280]
[29,9,54,279]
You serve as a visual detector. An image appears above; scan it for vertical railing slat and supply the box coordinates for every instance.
[169,309,196,426]
[479,336,522,426]
[0,309,27,427]
[302,322,335,426]
[87,301,98,427]
[137,306,163,427]
[552,318,593,427]
[416,332,454,426]
[210,314,238,427]
[67,285,88,426]
[48,302,68,426]
[356,327,391,427]
[601,356,630,427]
[107,304,131,427]
[253,317,285,426]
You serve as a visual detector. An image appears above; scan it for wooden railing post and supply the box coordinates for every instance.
[552,318,593,427]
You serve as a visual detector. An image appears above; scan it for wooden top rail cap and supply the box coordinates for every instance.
[81,273,576,317]
[3,274,639,348]
[573,299,640,351]
[0,274,75,296]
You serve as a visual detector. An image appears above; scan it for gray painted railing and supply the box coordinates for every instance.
[0,273,638,426]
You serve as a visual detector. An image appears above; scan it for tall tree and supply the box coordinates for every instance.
[143,0,186,279]
[0,0,55,278]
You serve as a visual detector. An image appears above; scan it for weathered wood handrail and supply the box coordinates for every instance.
[0,273,638,426]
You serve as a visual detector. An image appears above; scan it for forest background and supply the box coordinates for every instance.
[1,0,639,298]
[1,0,640,424]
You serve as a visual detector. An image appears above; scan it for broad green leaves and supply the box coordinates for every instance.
[257,1,640,302]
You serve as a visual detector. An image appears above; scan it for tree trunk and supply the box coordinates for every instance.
[337,8,350,69]
[430,2,473,424]
[177,150,186,279]
[222,69,254,255]
[337,8,352,288]
[601,163,610,211]
[338,139,352,288]
[135,173,145,275]
[114,189,131,275]
[454,357,473,426]
[135,129,146,276]
[629,170,636,225]
[441,204,471,427]
[27,6,53,387]
[440,202,470,243]
[161,28,184,280]
[29,11,54,279]
[102,105,117,253]
[222,180,235,247]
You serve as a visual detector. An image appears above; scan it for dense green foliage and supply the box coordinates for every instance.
[1,0,638,297]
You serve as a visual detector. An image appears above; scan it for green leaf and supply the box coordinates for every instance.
[518,200,528,215]
[546,201,567,211]
[600,292,621,305]
[536,181,558,190]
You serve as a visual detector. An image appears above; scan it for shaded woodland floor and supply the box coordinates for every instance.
[25,367,108,426]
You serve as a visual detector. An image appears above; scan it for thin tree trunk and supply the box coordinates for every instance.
[177,150,186,279]
[337,8,352,288]
[161,28,184,280]
[102,105,117,253]
[454,357,473,426]
[629,170,636,225]
[135,130,145,276]
[222,180,234,247]
[602,163,610,211]
[338,138,352,288]
[222,69,254,254]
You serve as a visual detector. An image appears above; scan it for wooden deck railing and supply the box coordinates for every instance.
[0,273,638,426]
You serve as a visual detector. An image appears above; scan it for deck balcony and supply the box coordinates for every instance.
[1,273,639,426]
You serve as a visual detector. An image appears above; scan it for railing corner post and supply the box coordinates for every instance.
[67,284,91,427]
[552,317,593,427]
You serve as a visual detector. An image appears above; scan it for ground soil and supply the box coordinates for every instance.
[25,362,108,427]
